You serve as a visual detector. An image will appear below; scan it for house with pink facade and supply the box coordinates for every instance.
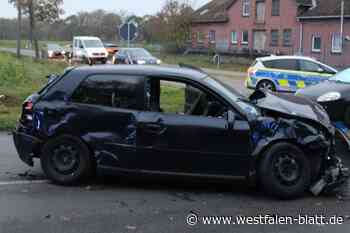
[190,0,350,67]
[298,0,350,68]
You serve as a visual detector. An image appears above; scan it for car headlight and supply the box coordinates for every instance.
[156,59,162,64]
[317,92,341,102]
[137,60,146,65]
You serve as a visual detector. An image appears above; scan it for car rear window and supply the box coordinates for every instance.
[38,68,73,96]
[263,59,299,71]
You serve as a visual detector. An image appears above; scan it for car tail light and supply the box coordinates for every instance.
[24,101,33,111]
[22,101,34,123]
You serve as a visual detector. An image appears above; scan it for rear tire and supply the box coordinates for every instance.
[257,80,276,92]
[41,135,95,186]
[258,142,311,199]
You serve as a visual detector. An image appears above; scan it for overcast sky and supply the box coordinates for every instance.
[0,0,209,19]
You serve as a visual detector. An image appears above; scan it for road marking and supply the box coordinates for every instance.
[0,180,48,186]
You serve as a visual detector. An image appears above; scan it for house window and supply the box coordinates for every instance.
[242,0,251,16]
[231,31,238,44]
[197,32,204,43]
[270,30,279,46]
[283,29,292,46]
[256,0,266,22]
[209,30,216,43]
[332,32,342,53]
[242,31,249,44]
[272,0,280,16]
[312,35,321,52]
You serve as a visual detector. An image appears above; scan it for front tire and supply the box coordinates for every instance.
[41,135,95,185]
[257,80,276,92]
[258,142,311,199]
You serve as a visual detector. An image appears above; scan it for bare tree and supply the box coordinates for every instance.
[31,0,64,59]
[143,0,194,52]
[9,0,30,58]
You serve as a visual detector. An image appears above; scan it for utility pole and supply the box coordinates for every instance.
[341,0,344,51]
[127,21,130,48]
[16,2,22,58]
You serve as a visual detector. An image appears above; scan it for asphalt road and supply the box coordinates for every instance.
[0,48,36,57]
[0,48,350,233]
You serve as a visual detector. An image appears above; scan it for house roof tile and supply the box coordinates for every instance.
[192,0,315,24]
[299,0,350,18]
[192,0,236,23]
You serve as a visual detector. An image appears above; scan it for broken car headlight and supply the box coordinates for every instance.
[317,92,341,102]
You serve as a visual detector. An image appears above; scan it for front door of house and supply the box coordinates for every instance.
[253,31,266,51]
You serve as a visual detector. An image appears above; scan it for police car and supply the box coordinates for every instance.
[246,56,337,92]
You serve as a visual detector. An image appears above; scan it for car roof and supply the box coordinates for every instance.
[71,65,208,80]
[119,48,147,51]
[74,36,101,40]
[257,55,317,62]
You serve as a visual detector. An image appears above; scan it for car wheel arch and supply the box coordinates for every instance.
[43,132,96,160]
[251,139,322,183]
[256,79,277,91]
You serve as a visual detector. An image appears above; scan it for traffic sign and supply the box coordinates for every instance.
[119,21,138,45]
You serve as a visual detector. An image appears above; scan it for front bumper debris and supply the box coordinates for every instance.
[310,157,349,196]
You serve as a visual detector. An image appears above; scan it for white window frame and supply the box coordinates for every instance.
[242,31,249,45]
[331,32,342,53]
[231,31,238,44]
[197,32,204,43]
[242,0,250,17]
[312,35,321,53]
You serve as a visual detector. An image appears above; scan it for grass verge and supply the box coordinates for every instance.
[0,52,67,130]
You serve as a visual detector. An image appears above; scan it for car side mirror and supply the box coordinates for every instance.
[79,45,84,49]
[227,110,236,130]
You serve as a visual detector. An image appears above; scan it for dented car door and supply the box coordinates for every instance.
[135,77,251,176]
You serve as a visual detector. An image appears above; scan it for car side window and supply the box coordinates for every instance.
[299,60,322,73]
[263,59,298,71]
[147,79,228,118]
[71,74,144,110]
[118,50,125,56]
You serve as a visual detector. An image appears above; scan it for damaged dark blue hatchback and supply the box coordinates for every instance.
[13,65,348,199]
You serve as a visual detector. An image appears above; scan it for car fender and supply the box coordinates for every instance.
[248,117,330,180]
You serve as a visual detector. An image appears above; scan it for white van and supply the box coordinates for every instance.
[73,36,108,65]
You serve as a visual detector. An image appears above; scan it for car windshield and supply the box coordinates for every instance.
[47,44,62,50]
[204,77,259,115]
[129,49,152,58]
[330,68,350,83]
[83,40,104,48]
[104,43,117,48]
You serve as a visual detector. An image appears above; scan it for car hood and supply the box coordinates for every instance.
[85,48,107,54]
[296,80,350,100]
[252,91,332,130]
[133,57,157,61]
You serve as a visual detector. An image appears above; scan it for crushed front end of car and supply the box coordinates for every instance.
[249,90,349,196]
